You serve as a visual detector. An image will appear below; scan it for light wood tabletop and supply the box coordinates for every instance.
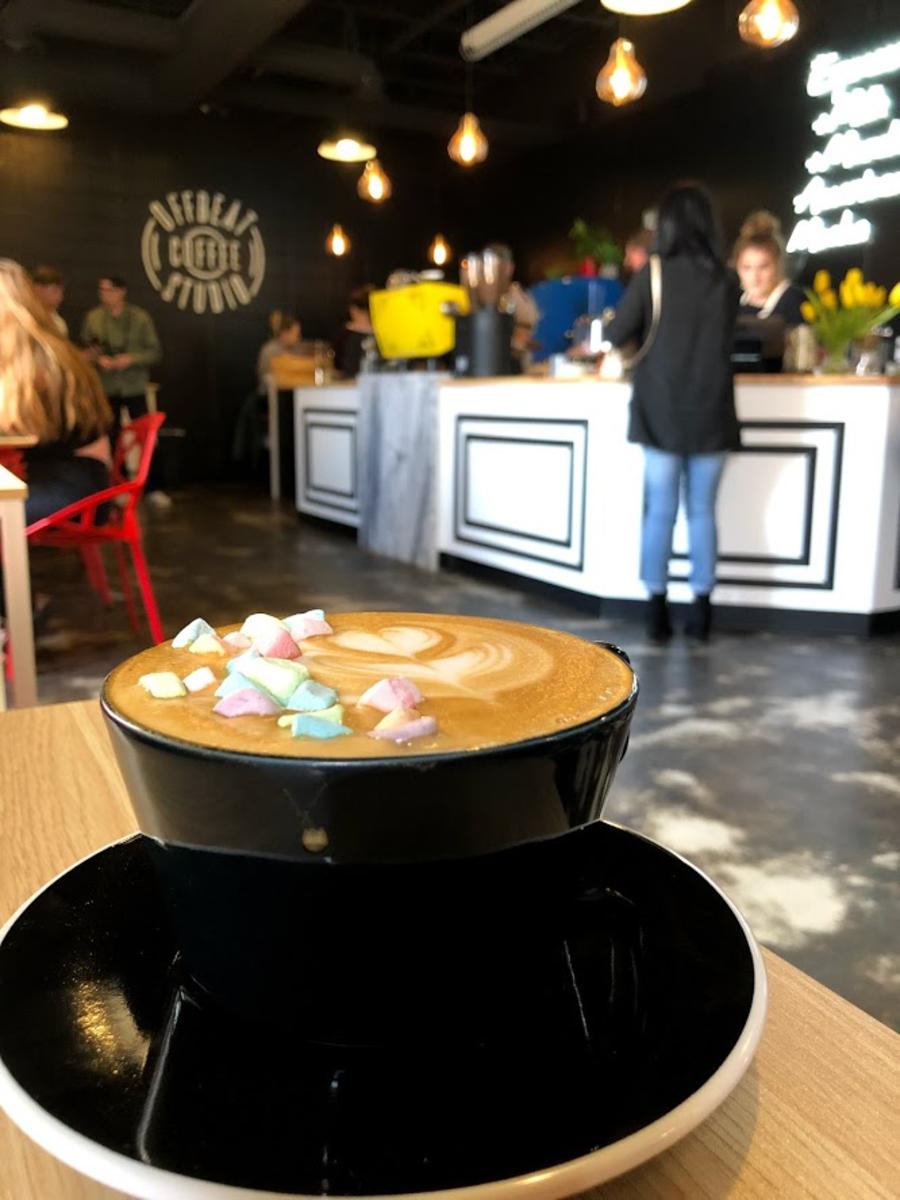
[0,701,898,1200]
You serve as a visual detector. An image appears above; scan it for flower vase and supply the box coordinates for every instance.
[817,344,850,375]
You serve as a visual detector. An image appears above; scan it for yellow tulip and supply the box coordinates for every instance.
[822,289,838,310]
[845,267,863,287]
[872,285,886,307]
[800,301,816,322]
[840,281,854,308]
[890,282,900,307]
[813,269,831,294]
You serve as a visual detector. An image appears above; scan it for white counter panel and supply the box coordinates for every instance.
[294,386,359,528]
[439,378,900,617]
[298,377,900,625]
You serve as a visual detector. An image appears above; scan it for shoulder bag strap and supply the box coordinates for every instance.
[624,254,662,369]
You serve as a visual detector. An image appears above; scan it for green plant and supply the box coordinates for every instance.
[568,219,622,267]
[543,262,568,280]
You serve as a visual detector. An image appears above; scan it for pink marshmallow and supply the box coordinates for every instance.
[357,676,425,712]
[289,617,334,641]
[368,715,437,742]
[223,632,252,650]
[213,688,281,717]
[253,628,300,660]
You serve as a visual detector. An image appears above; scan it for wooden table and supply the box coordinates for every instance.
[0,462,36,709]
[1,701,898,1200]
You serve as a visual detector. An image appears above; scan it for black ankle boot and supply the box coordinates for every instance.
[646,593,672,643]
[685,594,712,641]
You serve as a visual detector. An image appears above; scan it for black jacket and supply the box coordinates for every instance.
[607,256,741,454]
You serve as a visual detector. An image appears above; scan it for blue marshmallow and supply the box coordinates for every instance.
[286,679,339,712]
[291,714,351,739]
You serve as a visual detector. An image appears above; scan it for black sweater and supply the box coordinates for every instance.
[607,256,741,455]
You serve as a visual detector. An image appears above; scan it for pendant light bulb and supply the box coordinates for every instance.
[596,38,647,107]
[326,223,350,257]
[738,0,799,48]
[357,159,392,203]
[317,134,376,163]
[448,112,489,166]
[428,234,452,267]
[0,101,68,130]
[601,1,691,13]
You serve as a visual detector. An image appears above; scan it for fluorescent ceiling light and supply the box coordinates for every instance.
[317,134,376,163]
[0,102,68,131]
[461,0,581,62]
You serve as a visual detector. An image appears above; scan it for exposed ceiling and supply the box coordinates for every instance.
[0,0,879,148]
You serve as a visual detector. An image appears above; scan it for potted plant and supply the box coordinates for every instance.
[568,219,623,278]
[802,269,900,374]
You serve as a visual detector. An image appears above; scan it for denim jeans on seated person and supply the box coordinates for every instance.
[25,457,111,525]
[640,447,727,596]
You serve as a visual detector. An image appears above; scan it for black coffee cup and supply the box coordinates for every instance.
[101,640,637,1043]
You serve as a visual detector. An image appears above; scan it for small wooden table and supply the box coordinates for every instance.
[0,462,36,709]
[0,701,898,1200]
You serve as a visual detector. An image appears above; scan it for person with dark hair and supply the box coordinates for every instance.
[31,265,68,337]
[334,285,375,377]
[605,183,740,643]
[81,275,161,436]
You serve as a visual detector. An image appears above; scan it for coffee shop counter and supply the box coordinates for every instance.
[294,375,900,633]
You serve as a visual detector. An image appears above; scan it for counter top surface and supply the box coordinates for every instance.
[1,700,898,1199]
[297,373,900,391]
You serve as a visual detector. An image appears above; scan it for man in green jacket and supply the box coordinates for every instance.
[81,276,161,436]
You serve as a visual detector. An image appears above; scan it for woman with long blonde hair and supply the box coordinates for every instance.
[0,259,112,523]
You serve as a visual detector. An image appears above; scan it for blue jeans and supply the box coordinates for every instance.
[641,448,727,595]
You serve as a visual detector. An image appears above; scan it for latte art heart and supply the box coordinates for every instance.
[304,623,543,701]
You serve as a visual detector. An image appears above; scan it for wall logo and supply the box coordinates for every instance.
[141,190,265,314]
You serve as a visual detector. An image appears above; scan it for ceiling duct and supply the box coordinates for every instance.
[0,0,177,54]
[460,0,581,62]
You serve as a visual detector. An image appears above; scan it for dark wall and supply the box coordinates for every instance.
[0,108,477,480]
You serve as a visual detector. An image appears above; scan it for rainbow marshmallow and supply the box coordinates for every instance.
[214,689,281,718]
[171,617,216,649]
[357,677,424,713]
[182,666,217,693]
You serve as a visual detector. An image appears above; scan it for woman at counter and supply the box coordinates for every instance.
[257,311,303,393]
[734,211,805,327]
[605,184,739,643]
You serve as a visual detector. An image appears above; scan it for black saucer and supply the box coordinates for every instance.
[0,825,765,1198]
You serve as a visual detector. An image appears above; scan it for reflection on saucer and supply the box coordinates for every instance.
[0,824,765,1198]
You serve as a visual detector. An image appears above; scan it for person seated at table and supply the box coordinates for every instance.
[256,310,303,394]
[0,259,112,525]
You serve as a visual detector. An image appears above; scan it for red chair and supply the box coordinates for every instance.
[25,413,167,644]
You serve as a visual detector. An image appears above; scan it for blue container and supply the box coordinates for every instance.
[530,276,624,361]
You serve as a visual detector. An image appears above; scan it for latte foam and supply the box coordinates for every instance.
[104,612,634,758]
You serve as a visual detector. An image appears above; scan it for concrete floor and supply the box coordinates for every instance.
[27,486,900,1031]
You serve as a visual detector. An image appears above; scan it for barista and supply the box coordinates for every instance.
[733,211,805,326]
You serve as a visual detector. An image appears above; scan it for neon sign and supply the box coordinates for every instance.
[788,39,900,254]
